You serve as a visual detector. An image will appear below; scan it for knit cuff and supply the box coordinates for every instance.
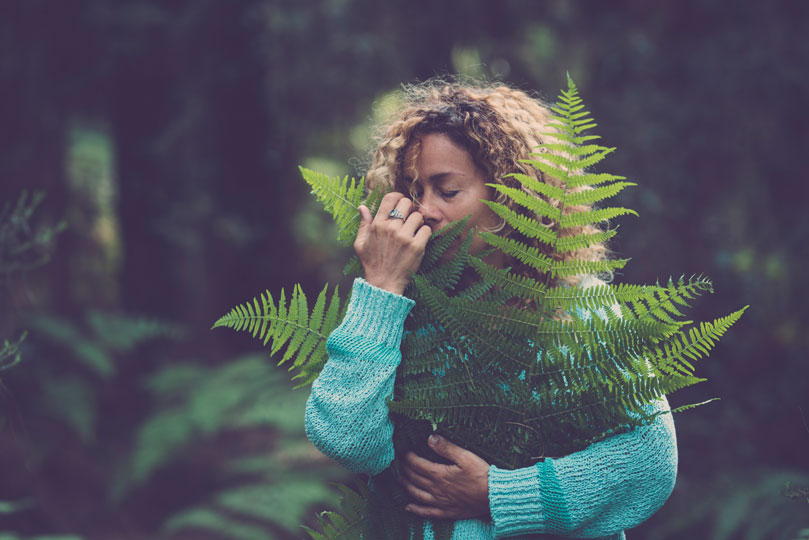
[488,463,547,536]
[337,278,415,349]
[534,458,573,530]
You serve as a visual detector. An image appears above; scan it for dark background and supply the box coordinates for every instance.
[1,1,807,538]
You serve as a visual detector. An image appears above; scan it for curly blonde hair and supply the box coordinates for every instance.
[365,78,612,287]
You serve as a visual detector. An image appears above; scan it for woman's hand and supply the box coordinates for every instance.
[400,434,491,520]
[355,192,432,296]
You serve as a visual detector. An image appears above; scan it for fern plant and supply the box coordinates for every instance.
[214,75,747,539]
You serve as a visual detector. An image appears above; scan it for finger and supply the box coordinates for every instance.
[393,196,414,217]
[403,449,450,478]
[401,459,434,490]
[400,476,438,505]
[428,434,466,465]
[413,224,432,247]
[400,209,424,236]
[384,197,414,225]
[405,503,452,520]
[374,192,405,223]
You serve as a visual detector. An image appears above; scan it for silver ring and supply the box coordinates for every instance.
[388,208,405,220]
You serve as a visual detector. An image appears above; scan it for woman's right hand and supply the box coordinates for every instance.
[354,192,432,296]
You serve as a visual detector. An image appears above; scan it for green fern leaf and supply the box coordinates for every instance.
[549,257,630,278]
[503,173,566,199]
[212,284,346,384]
[304,481,369,540]
[564,171,628,188]
[559,206,638,229]
[482,200,557,245]
[527,147,614,173]
[478,232,553,272]
[554,228,618,253]
[647,306,748,376]
[468,257,548,301]
[486,184,561,221]
[563,181,637,207]
[299,167,383,246]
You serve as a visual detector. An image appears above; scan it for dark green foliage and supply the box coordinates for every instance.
[641,469,809,539]
[215,76,746,539]
[304,482,369,540]
[120,354,306,492]
[0,192,83,539]
[0,332,26,373]
[15,312,184,447]
[28,312,185,380]
[114,352,343,538]
[0,191,65,279]
[0,190,64,425]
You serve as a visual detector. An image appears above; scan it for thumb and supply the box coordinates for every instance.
[356,205,372,237]
[357,205,372,226]
[428,434,463,465]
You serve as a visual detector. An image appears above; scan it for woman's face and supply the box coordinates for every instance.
[403,133,500,257]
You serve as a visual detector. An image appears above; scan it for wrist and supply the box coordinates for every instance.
[364,275,407,296]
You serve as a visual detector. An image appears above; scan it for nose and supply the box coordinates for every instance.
[416,193,442,229]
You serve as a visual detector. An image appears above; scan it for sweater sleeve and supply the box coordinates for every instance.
[304,278,414,476]
[488,397,678,538]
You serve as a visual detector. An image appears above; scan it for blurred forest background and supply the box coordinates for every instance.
[1,0,808,539]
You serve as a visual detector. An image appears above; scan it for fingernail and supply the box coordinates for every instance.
[428,434,440,446]
[405,505,413,512]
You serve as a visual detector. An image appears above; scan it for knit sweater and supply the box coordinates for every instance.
[305,278,678,539]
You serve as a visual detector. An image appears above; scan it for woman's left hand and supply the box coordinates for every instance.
[400,434,491,520]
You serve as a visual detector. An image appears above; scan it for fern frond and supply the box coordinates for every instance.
[212,284,346,386]
[0,331,26,372]
[412,275,537,367]
[564,171,628,188]
[555,228,618,253]
[527,147,614,174]
[564,182,636,207]
[646,306,748,376]
[418,217,470,272]
[502,173,566,200]
[477,232,552,272]
[485,184,561,221]
[481,200,557,245]
[560,206,638,229]
[342,255,362,277]
[549,257,630,278]
[299,167,382,246]
[468,257,548,301]
[304,482,369,540]
[537,143,605,157]
[515,158,573,185]
[619,275,715,326]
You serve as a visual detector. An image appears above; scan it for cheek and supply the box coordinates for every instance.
[473,204,499,229]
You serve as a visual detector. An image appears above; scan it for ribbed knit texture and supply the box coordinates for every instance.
[305,278,678,539]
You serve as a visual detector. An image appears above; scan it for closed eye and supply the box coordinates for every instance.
[441,190,459,199]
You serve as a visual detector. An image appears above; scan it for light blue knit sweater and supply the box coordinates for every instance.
[305,278,678,539]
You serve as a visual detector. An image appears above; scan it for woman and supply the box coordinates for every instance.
[305,80,677,539]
